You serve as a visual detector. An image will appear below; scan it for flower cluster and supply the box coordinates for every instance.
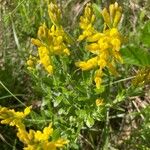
[132,68,150,86]
[26,55,37,70]
[27,2,70,74]
[78,3,96,41]
[48,2,62,26]
[76,2,123,88]
[17,123,68,150]
[0,106,30,129]
[0,107,68,150]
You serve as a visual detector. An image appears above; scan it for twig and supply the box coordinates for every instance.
[79,134,95,149]
[132,100,145,120]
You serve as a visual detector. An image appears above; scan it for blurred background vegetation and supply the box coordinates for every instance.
[0,0,150,149]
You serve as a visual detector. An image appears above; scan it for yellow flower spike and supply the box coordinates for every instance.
[114,2,122,11]
[0,107,31,129]
[75,57,98,71]
[16,123,68,150]
[113,10,122,27]
[114,2,118,9]
[25,2,71,74]
[78,3,96,41]
[26,55,37,70]
[94,69,103,88]
[48,2,62,26]
[17,128,31,145]
[109,4,115,22]
[94,76,102,89]
[102,2,122,28]
[96,99,104,106]
[38,23,48,40]
[76,2,123,88]
[85,5,91,16]
[102,8,111,27]
[30,21,70,74]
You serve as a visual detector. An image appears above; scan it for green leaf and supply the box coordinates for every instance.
[92,3,103,31]
[94,85,105,94]
[78,96,88,101]
[121,45,150,66]
[140,21,150,46]
[92,3,102,19]
[52,128,61,141]
[86,116,94,128]
[53,95,63,107]
[77,110,87,118]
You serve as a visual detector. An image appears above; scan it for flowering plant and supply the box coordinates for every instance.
[1,1,150,149]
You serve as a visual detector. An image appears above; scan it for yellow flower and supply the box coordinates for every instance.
[102,2,122,28]
[0,107,31,129]
[94,77,102,89]
[17,123,68,150]
[78,3,96,41]
[28,3,71,74]
[26,55,37,70]
[37,46,53,74]
[38,23,48,40]
[76,3,123,88]
[42,141,56,150]
[102,8,111,27]
[55,138,69,147]
[75,57,98,71]
[48,2,62,26]
[29,22,70,74]
[94,69,103,88]
[31,38,42,47]
[34,124,53,141]
[96,99,104,106]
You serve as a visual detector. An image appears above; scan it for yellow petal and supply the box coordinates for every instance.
[24,107,31,116]
[102,8,111,27]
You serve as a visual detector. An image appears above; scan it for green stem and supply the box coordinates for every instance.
[0,81,26,107]
[103,107,110,150]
